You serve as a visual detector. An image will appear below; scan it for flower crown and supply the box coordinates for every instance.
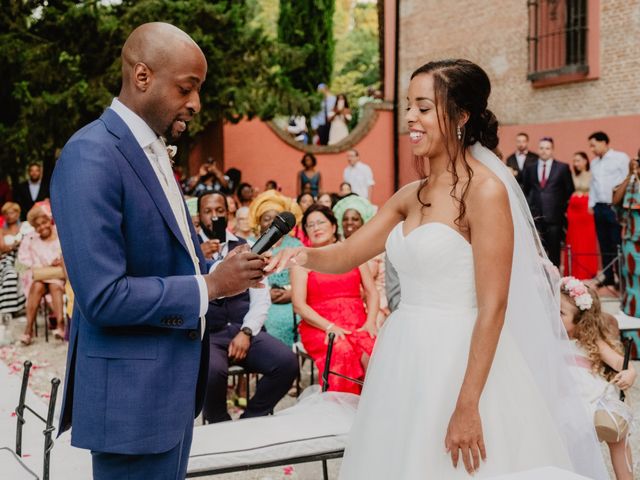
[560,276,593,311]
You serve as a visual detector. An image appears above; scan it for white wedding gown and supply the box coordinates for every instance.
[338,221,577,479]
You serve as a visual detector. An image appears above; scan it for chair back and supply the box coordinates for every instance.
[14,360,61,480]
[321,333,364,392]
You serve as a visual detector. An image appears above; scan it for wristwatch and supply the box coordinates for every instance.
[241,326,253,339]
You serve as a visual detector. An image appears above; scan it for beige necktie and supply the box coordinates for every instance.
[149,138,205,338]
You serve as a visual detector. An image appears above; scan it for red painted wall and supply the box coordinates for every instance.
[221,111,396,207]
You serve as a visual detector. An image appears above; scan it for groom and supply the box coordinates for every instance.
[50,23,266,479]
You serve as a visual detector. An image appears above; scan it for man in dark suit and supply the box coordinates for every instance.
[505,132,538,188]
[50,23,266,480]
[14,163,49,220]
[197,192,298,423]
[523,137,575,267]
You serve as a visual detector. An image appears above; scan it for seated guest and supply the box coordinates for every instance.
[291,205,378,393]
[333,196,389,326]
[297,193,315,213]
[233,206,252,241]
[236,182,255,208]
[0,202,26,316]
[202,192,298,423]
[338,182,353,199]
[295,193,315,246]
[317,192,335,209]
[17,206,65,345]
[183,161,230,196]
[226,195,238,233]
[197,192,227,260]
[264,180,279,192]
[248,190,303,347]
[185,197,200,234]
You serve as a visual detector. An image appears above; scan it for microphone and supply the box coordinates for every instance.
[251,211,297,254]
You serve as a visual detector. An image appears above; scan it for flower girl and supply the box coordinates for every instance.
[560,277,636,480]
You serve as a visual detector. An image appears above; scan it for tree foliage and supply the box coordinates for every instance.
[0,0,313,183]
[331,1,380,122]
[277,0,335,94]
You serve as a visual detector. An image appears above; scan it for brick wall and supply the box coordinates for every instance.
[398,0,640,130]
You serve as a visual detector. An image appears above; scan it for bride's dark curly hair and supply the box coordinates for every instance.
[410,59,499,228]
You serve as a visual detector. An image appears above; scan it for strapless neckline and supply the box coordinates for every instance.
[396,221,471,248]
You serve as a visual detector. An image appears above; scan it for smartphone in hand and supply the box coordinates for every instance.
[211,216,227,243]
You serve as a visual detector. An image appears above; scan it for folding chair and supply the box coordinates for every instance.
[0,361,61,480]
[293,311,317,395]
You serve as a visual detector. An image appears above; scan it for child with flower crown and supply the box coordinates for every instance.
[560,276,636,479]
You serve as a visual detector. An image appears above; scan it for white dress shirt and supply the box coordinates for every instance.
[537,159,554,184]
[28,181,41,201]
[206,230,271,335]
[344,161,375,200]
[589,149,630,208]
[109,98,209,324]
[515,151,528,171]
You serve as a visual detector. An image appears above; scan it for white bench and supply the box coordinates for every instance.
[187,387,358,479]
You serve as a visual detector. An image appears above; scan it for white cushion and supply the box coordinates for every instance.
[0,448,39,480]
[188,389,358,474]
[615,310,640,330]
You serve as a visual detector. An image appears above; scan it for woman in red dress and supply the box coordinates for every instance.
[291,204,379,393]
[564,151,598,279]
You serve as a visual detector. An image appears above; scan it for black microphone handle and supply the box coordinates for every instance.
[251,227,284,254]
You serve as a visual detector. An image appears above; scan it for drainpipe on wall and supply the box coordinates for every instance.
[392,0,400,191]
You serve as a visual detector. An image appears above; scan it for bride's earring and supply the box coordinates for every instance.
[456,125,462,141]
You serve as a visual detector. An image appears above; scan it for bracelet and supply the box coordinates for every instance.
[325,323,334,332]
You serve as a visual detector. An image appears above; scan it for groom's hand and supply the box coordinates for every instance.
[205,245,266,299]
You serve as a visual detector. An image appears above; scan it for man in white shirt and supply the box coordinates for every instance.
[588,131,630,286]
[343,149,375,200]
[199,192,298,423]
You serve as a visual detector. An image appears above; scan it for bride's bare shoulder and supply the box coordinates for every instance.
[385,180,423,215]
[467,159,509,207]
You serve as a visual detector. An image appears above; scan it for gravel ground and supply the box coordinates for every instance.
[2,306,638,479]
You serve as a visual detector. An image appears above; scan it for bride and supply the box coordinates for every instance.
[266,59,607,479]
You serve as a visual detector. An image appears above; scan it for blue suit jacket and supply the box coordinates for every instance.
[51,108,210,455]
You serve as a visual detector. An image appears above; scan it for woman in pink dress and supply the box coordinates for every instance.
[291,204,378,393]
[17,206,66,344]
[564,151,598,279]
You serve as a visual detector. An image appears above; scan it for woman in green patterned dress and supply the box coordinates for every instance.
[613,150,640,316]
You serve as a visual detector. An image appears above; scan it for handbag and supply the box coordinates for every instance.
[32,266,65,281]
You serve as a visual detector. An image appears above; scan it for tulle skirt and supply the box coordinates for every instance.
[338,303,574,479]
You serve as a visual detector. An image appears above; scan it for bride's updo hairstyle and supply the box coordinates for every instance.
[411,59,499,226]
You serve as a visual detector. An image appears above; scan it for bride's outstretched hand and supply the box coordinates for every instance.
[263,246,307,274]
[445,404,486,475]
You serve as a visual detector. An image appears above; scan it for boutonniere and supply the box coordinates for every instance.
[166,145,178,166]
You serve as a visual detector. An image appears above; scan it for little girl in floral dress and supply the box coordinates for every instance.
[560,276,636,480]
